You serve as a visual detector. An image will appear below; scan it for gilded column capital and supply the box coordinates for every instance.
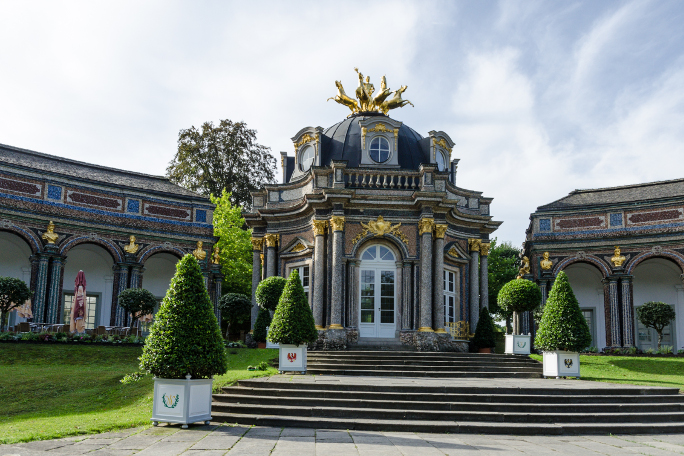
[480,242,491,256]
[264,233,278,248]
[330,215,346,231]
[418,218,435,236]
[312,220,328,236]
[468,238,482,252]
[250,237,264,251]
[434,224,448,239]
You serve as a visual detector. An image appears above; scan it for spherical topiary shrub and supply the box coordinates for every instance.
[497,278,542,334]
[219,293,251,338]
[140,254,227,379]
[472,306,496,350]
[255,276,287,312]
[637,301,676,350]
[535,271,591,353]
[253,307,272,344]
[267,270,318,345]
[118,288,158,333]
[0,277,32,332]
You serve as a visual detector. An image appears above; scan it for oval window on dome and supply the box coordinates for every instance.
[299,146,315,172]
[436,149,446,172]
[369,137,390,163]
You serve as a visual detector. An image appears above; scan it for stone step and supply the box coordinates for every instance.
[221,387,684,404]
[209,413,684,435]
[306,362,542,371]
[211,402,684,424]
[213,393,684,413]
[309,351,524,359]
[304,368,543,378]
[306,357,539,365]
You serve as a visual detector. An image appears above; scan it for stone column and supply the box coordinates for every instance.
[607,276,621,347]
[312,219,327,329]
[402,261,413,330]
[432,224,447,333]
[468,239,481,330]
[418,218,435,332]
[347,260,358,327]
[264,234,278,278]
[45,256,65,324]
[113,264,130,327]
[480,243,490,311]
[31,254,50,323]
[250,237,263,331]
[329,215,345,329]
[212,269,223,322]
[129,265,145,289]
[621,275,634,347]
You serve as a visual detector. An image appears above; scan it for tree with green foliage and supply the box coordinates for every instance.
[535,271,592,352]
[487,239,520,325]
[219,293,251,339]
[167,119,276,209]
[0,277,31,332]
[637,301,676,350]
[472,306,496,350]
[210,189,252,296]
[117,288,158,333]
[256,276,287,312]
[253,307,272,344]
[267,270,318,346]
[140,255,227,379]
[497,278,542,335]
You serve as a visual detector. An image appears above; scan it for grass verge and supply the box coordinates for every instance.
[530,354,684,391]
[0,344,277,444]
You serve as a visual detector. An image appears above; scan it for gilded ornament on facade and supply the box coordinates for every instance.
[418,218,435,236]
[433,137,453,154]
[468,238,482,252]
[264,233,279,248]
[540,251,553,270]
[479,242,490,256]
[327,68,414,116]
[434,224,448,239]
[293,133,318,150]
[331,215,346,232]
[312,220,328,236]
[361,124,400,149]
[193,241,207,261]
[251,237,264,251]
[611,246,626,268]
[211,245,221,265]
[41,221,59,244]
[517,256,530,278]
[352,215,408,245]
[124,235,139,254]
[447,246,460,258]
[291,242,306,252]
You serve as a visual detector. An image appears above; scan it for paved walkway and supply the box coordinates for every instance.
[4,424,684,455]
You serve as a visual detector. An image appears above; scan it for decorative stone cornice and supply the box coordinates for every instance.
[434,224,448,239]
[330,215,345,232]
[468,238,482,252]
[418,218,435,236]
[250,237,264,251]
[264,234,278,248]
[480,243,490,256]
[312,220,328,236]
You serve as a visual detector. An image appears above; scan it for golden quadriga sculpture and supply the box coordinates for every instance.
[328,68,414,116]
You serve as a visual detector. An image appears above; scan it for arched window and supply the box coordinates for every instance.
[369,137,390,163]
[299,146,315,172]
[436,149,446,171]
[359,244,396,338]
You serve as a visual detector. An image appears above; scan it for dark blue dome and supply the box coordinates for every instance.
[321,115,428,170]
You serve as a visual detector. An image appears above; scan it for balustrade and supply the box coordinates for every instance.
[345,170,421,190]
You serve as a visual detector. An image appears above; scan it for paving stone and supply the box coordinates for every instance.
[135,441,194,456]
[108,435,162,450]
[315,441,359,456]
[181,451,227,456]
[271,436,315,456]
[80,450,137,456]
[14,440,73,451]
[315,430,352,442]
[383,432,445,456]
[77,438,120,445]
[141,426,179,436]
[163,431,212,442]
[280,428,315,437]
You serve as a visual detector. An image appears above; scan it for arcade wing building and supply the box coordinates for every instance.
[244,71,501,351]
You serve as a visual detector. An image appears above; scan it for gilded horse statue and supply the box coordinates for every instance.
[354,67,372,111]
[380,85,414,115]
[372,75,392,108]
[327,80,359,115]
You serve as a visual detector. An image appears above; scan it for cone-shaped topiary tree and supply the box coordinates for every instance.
[267,270,318,345]
[253,307,272,343]
[255,276,287,312]
[535,271,592,352]
[497,278,541,334]
[140,254,227,379]
[472,306,496,350]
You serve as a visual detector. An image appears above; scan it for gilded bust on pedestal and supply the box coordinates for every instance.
[193,241,206,261]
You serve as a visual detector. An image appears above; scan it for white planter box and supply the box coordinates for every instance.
[278,344,307,373]
[543,351,580,378]
[505,334,531,354]
[151,376,213,428]
[265,327,279,349]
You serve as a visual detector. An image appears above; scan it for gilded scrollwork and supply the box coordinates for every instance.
[291,242,306,252]
[293,133,318,150]
[447,246,460,258]
[352,215,408,245]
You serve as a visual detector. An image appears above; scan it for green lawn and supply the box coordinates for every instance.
[530,354,684,391]
[0,344,277,444]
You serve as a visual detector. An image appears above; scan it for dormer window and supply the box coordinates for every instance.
[369,137,390,163]
[299,146,315,172]
[436,149,446,172]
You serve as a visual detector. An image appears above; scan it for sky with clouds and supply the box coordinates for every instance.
[1,0,684,246]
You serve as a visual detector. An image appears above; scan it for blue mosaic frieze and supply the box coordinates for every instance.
[47,185,62,200]
[610,213,623,227]
[126,199,140,214]
[539,218,551,232]
[195,209,207,223]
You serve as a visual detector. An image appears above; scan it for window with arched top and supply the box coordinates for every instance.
[361,245,395,261]
[299,146,315,172]
[369,137,390,163]
[436,149,446,171]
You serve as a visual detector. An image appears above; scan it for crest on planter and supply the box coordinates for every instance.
[564,358,573,368]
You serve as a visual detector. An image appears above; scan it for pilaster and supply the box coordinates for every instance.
[264,234,278,278]
[468,239,481,329]
[329,216,345,329]
[418,217,435,332]
[621,275,634,347]
[45,255,66,324]
[432,224,447,333]
[605,276,622,347]
[402,261,413,330]
[312,219,327,329]
[31,254,50,323]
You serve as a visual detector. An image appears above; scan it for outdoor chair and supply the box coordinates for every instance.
[18,322,30,333]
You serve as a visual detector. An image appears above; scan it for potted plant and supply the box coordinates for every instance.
[497,278,541,354]
[535,271,591,378]
[140,255,227,428]
[636,301,676,350]
[267,270,318,374]
[472,306,496,353]
[253,307,271,349]
[117,288,157,335]
[219,293,251,340]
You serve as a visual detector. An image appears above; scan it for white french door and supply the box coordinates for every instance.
[358,245,396,338]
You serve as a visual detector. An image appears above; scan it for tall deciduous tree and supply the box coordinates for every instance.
[211,190,252,296]
[487,239,520,322]
[167,119,276,208]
